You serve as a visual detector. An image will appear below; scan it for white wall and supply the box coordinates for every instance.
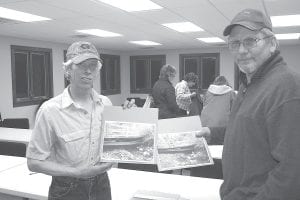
[279,45,300,73]
[120,44,300,100]
[0,36,123,128]
[120,47,236,100]
[1,35,299,128]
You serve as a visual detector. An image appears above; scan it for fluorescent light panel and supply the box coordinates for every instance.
[275,33,300,40]
[77,29,122,37]
[162,22,204,33]
[0,6,51,22]
[97,0,162,12]
[271,15,300,27]
[197,37,225,43]
[129,40,161,46]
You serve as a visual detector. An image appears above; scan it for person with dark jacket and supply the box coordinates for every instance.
[152,64,180,119]
[197,9,300,199]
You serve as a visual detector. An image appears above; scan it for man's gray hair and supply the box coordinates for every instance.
[260,28,279,51]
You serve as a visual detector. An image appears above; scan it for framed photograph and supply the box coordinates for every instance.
[157,131,213,171]
[101,121,156,163]
[100,106,158,164]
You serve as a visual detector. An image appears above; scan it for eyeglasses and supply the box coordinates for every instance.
[228,35,273,51]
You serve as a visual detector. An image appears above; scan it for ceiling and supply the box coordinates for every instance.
[0,0,300,51]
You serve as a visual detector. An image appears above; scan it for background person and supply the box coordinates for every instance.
[197,8,300,199]
[200,75,236,144]
[175,72,198,116]
[27,41,114,200]
[152,64,180,119]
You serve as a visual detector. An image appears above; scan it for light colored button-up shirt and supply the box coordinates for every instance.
[26,87,112,167]
[175,80,192,111]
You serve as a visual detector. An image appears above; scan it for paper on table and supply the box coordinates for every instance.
[100,106,158,164]
[132,190,181,200]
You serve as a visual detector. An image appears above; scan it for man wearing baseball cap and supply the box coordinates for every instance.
[27,41,113,200]
[197,9,300,199]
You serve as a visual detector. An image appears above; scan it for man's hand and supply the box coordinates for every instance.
[74,162,114,179]
[196,127,211,138]
[122,99,137,109]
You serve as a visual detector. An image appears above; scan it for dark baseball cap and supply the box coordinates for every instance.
[223,8,272,36]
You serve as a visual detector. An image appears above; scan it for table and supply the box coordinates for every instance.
[0,163,222,200]
[110,168,222,200]
[0,127,223,159]
[0,155,26,172]
[208,145,223,159]
[0,128,31,144]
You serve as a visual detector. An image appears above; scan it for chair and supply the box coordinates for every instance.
[0,142,27,157]
[2,118,29,129]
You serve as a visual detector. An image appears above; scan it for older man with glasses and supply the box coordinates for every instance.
[197,9,300,199]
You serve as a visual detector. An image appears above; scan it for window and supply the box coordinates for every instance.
[179,53,220,91]
[130,55,166,93]
[100,54,121,95]
[11,45,53,107]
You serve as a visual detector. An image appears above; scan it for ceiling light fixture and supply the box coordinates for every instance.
[271,14,300,27]
[97,0,162,12]
[162,22,204,33]
[275,33,300,40]
[77,29,122,37]
[0,6,51,22]
[197,37,225,43]
[129,40,162,46]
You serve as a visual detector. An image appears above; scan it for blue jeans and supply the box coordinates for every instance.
[48,173,111,200]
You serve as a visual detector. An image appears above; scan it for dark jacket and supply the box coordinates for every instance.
[216,51,300,200]
[152,78,180,119]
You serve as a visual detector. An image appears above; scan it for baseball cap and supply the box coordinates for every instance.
[223,9,272,36]
[66,41,102,65]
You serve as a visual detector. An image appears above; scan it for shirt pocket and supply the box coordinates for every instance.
[59,130,89,165]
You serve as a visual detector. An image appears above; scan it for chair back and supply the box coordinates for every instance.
[0,142,27,157]
[2,118,29,129]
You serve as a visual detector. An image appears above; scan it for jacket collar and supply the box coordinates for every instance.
[241,50,284,86]
[159,77,173,85]
[208,84,233,95]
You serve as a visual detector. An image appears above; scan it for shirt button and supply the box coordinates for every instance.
[92,142,95,145]
[91,157,94,160]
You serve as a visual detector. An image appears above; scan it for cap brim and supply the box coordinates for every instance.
[72,53,101,64]
[223,22,262,36]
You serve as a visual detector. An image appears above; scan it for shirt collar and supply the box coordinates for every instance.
[61,86,103,109]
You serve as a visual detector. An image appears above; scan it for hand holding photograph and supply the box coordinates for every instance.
[157,131,213,171]
[157,116,213,171]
